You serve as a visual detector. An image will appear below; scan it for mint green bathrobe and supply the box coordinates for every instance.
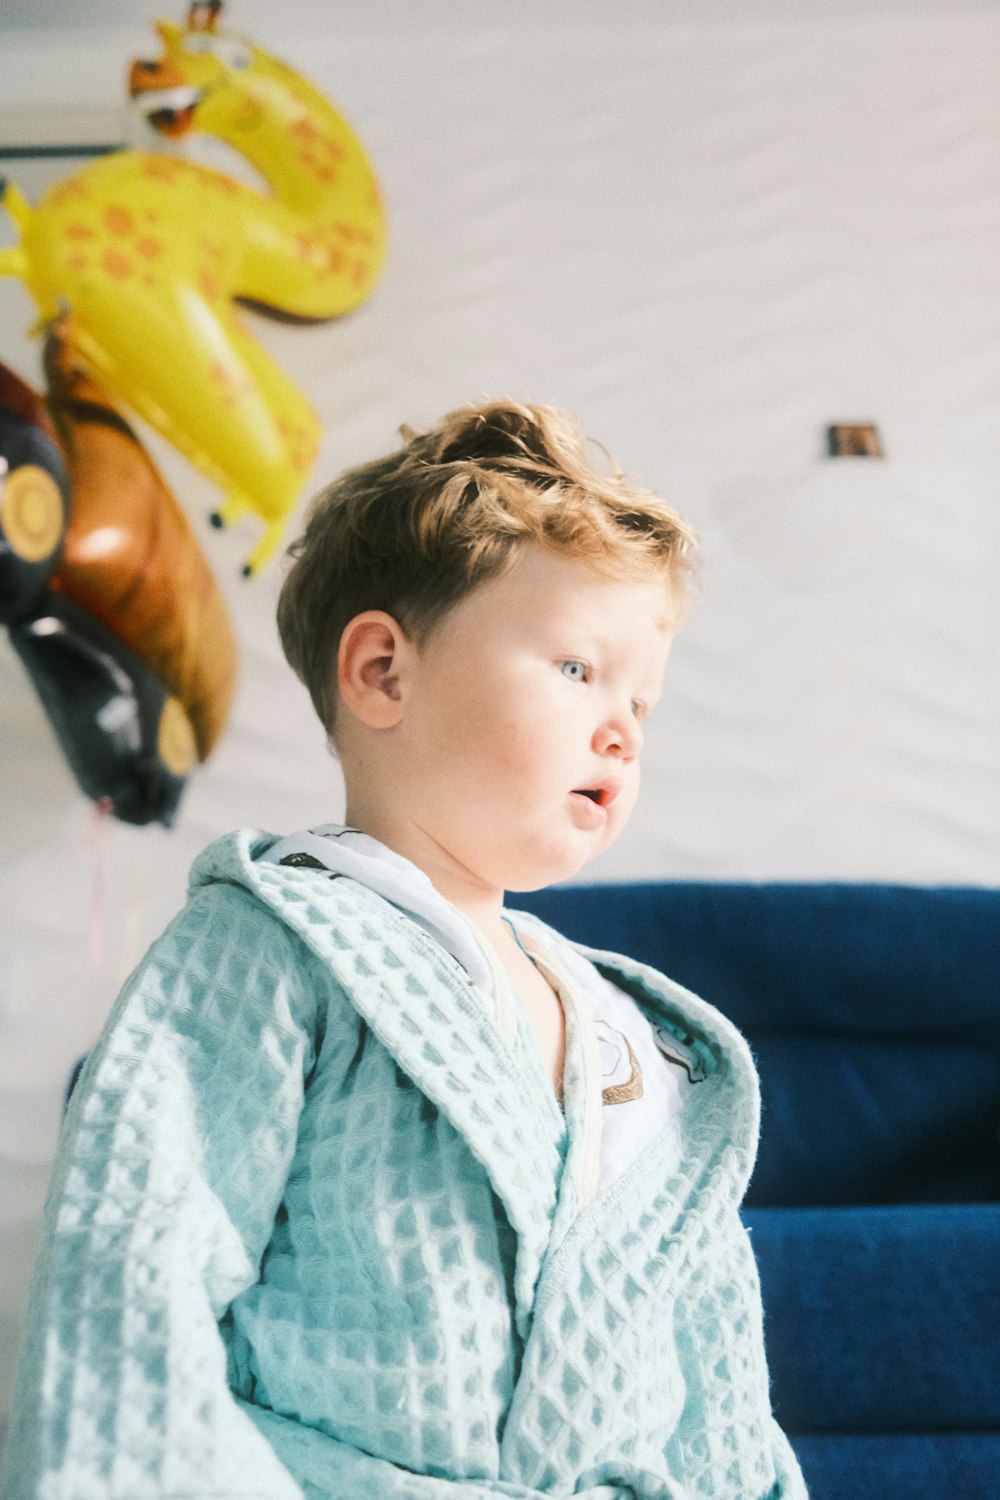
[3,830,806,1500]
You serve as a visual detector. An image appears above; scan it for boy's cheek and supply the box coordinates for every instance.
[613,772,642,831]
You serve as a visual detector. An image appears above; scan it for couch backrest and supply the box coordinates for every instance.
[515,883,1000,1206]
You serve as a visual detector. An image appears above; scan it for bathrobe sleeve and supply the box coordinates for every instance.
[2,883,324,1500]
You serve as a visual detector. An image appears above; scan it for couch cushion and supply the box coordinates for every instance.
[748,1035,1000,1205]
[790,1432,1000,1500]
[744,1204,1000,1432]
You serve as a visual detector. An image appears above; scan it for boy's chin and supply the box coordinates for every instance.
[503,843,612,895]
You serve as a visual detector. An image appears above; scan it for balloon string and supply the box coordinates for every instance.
[117,825,154,988]
[85,798,114,989]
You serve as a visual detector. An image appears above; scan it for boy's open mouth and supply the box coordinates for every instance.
[570,778,622,809]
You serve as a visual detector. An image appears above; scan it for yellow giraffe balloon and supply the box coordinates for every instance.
[0,4,386,574]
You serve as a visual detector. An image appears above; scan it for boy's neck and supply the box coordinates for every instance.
[343,801,509,946]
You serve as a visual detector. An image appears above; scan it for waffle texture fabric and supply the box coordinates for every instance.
[3,829,807,1500]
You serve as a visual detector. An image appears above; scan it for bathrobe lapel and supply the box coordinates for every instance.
[511,930,759,1263]
[498,944,763,1485]
[547,943,759,1289]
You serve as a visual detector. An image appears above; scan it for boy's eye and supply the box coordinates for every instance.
[560,660,588,683]
[631,700,647,720]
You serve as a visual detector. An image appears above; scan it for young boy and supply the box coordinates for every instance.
[3,402,807,1500]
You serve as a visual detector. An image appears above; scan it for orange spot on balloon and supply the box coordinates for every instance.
[50,180,89,205]
[324,246,345,274]
[104,205,136,237]
[142,158,182,182]
[235,96,264,127]
[66,222,94,241]
[208,361,251,401]
[209,363,237,407]
[137,237,163,261]
[199,269,222,300]
[103,248,133,282]
[67,253,89,272]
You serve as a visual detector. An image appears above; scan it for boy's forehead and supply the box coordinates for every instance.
[512,543,674,602]
[442,544,680,648]
[513,582,678,674]
[543,564,678,633]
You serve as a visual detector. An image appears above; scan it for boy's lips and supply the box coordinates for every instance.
[569,776,624,819]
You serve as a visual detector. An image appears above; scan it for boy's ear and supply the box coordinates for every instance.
[337,611,413,729]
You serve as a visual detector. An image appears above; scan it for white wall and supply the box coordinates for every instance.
[2,0,999,1444]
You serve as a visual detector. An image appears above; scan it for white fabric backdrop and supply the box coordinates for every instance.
[2,0,999,1445]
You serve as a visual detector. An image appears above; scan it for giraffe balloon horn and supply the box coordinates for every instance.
[187,1,222,31]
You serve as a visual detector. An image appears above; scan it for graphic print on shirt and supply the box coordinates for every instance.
[596,1019,644,1105]
[279,851,332,870]
[653,1025,710,1083]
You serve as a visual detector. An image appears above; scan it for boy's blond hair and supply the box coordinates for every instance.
[277,399,697,734]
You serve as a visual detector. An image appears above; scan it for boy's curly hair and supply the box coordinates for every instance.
[277,399,698,734]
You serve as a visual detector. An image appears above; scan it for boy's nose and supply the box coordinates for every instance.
[593,709,643,760]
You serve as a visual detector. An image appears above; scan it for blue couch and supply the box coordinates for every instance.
[517,882,1000,1500]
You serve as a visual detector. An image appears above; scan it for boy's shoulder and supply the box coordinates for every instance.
[188,826,283,892]
[186,826,488,996]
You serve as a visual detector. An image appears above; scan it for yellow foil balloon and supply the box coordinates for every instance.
[0,7,387,574]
